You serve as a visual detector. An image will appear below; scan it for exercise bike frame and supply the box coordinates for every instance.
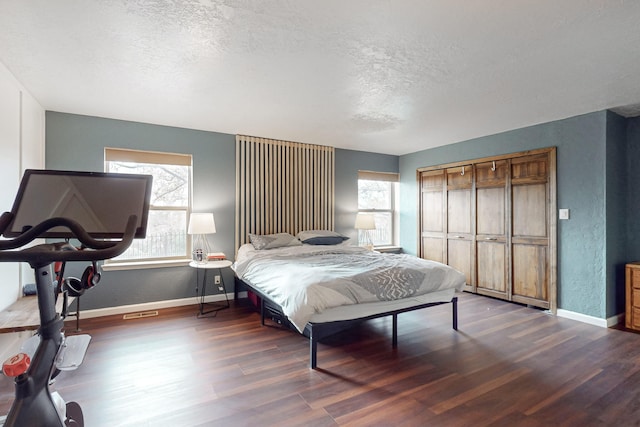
[0,213,139,427]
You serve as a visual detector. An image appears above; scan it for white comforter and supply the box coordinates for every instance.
[232,244,466,332]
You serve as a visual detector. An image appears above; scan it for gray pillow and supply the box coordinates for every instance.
[297,230,349,245]
[249,232,302,250]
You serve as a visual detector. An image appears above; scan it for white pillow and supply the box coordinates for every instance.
[249,232,302,250]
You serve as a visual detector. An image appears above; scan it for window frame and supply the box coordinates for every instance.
[104,147,193,267]
[357,171,399,248]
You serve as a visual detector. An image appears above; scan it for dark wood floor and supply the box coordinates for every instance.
[2,292,640,426]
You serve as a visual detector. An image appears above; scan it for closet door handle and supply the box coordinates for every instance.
[484,237,498,241]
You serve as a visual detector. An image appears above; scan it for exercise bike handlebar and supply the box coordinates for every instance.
[0,212,139,265]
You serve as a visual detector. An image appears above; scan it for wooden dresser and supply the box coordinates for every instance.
[626,262,640,330]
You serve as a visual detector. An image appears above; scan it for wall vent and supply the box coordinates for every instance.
[123,310,158,320]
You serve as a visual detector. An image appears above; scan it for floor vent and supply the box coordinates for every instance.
[123,310,159,320]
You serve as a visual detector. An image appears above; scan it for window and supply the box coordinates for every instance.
[357,171,399,247]
[105,148,192,263]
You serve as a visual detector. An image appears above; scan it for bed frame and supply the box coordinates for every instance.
[234,277,458,369]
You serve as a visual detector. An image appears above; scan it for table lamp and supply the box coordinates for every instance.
[355,213,376,250]
[188,212,216,263]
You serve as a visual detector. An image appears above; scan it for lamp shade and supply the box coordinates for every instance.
[188,213,216,235]
[354,213,376,230]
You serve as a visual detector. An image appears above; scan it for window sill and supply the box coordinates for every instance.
[374,246,402,254]
[102,258,192,271]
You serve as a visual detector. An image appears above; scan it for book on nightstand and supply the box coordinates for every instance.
[207,252,226,260]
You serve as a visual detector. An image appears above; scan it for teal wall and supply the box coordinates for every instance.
[399,111,622,319]
[627,117,640,262]
[604,111,628,318]
[334,148,399,242]
[45,110,637,319]
[45,112,396,310]
[46,112,236,310]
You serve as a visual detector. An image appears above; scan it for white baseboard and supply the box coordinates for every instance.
[606,312,625,328]
[81,295,623,329]
[556,308,623,328]
[76,293,235,320]
[32,293,628,330]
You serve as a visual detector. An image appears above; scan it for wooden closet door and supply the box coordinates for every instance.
[417,147,556,312]
[446,165,473,290]
[511,153,550,309]
[420,170,445,263]
[475,160,509,299]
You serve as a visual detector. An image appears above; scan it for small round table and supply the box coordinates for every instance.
[189,260,233,316]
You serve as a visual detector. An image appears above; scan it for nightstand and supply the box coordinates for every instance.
[189,260,232,316]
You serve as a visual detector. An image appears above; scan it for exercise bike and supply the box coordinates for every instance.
[0,169,152,427]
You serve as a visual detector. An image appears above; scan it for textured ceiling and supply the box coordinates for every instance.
[1,1,640,155]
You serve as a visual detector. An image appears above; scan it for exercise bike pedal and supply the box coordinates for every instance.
[56,334,91,371]
[65,401,84,427]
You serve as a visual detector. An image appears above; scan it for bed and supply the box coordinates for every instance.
[232,231,466,368]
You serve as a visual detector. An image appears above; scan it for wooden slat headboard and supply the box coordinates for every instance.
[235,135,335,249]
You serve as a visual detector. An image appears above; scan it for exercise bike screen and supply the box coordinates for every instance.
[4,169,152,239]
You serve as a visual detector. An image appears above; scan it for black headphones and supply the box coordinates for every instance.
[63,261,102,297]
